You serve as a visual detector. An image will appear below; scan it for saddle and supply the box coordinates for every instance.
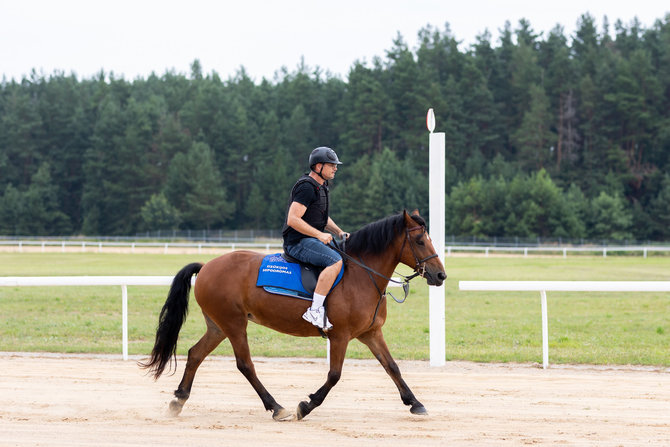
[256,252,344,300]
[280,252,320,294]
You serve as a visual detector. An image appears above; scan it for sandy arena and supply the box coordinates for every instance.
[1,353,668,446]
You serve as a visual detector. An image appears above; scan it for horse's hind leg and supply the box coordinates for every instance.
[169,315,225,416]
[357,329,427,415]
[227,330,293,421]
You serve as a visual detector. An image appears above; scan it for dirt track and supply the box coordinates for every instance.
[1,353,668,446]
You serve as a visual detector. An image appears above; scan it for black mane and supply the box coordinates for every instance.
[345,211,426,256]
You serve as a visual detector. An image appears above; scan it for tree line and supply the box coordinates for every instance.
[1,13,669,241]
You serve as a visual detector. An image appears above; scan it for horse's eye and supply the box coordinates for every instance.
[415,237,425,246]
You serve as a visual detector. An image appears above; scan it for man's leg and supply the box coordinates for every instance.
[286,238,342,330]
[313,259,343,298]
[306,259,342,329]
[285,238,342,297]
[309,259,343,320]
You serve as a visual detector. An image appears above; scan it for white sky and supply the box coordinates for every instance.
[1,0,668,83]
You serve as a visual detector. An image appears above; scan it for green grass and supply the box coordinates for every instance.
[1,253,669,365]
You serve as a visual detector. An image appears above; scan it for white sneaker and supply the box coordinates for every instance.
[302,306,333,330]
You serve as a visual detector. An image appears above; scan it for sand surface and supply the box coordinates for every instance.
[1,353,668,446]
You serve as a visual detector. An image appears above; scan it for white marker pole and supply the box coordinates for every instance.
[427,108,446,367]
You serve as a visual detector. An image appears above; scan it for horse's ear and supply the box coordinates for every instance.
[403,209,416,224]
[411,209,420,216]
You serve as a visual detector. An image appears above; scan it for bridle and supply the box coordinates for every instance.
[329,223,439,328]
[398,225,439,282]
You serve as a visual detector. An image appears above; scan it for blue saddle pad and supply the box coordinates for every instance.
[256,253,343,300]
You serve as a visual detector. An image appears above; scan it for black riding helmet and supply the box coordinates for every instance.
[309,146,342,171]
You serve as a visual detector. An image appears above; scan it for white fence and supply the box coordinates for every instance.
[2,240,670,257]
[0,276,190,361]
[458,281,670,369]
[0,240,281,253]
[0,275,400,362]
[446,245,670,258]
[3,276,669,367]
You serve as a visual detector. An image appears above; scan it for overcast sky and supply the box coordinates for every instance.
[1,0,668,83]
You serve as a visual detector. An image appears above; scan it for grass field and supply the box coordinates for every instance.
[0,252,668,366]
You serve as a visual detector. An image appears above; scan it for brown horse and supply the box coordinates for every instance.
[141,210,446,421]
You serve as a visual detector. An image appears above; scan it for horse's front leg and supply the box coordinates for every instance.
[296,336,347,420]
[357,328,427,415]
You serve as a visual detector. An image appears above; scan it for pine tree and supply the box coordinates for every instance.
[649,174,670,239]
[512,85,556,171]
[140,193,181,231]
[589,192,634,240]
[164,141,234,229]
[339,62,389,156]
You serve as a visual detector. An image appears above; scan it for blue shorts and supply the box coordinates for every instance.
[285,237,342,268]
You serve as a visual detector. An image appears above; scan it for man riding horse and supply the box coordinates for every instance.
[141,147,447,421]
[282,146,349,330]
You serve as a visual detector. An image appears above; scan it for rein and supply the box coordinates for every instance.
[329,224,438,328]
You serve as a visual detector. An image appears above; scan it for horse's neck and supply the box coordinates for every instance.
[350,245,402,291]
[369,253,399,277]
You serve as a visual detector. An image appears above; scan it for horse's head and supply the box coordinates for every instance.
[400,210,447,286]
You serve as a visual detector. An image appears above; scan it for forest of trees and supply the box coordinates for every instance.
[1,14,669,241]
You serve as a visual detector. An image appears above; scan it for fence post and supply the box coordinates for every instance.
[122,285,128,361]
[540,290,549,369]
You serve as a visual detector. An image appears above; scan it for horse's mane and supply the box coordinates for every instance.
[345,211,426,256]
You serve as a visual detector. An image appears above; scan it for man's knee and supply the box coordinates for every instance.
[323,259,342,275]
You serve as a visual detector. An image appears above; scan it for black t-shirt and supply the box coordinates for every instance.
[282,176,329,246]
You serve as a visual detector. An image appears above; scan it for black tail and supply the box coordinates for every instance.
[139,262,203,379]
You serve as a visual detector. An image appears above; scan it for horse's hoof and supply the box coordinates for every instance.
[296,400,310,420]
[410,404,428,415]
[272,407,295,421]
[168,399,184,417]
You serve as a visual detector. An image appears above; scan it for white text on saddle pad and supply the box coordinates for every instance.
[261,265,293,275]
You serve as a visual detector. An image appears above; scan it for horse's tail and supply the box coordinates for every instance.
[139,262,203,379]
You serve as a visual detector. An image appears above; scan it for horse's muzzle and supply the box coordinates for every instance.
[426,270,447,286]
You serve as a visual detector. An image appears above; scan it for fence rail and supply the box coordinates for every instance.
[447,245,670,258]
[0,276,194,360]
[0,240,282,253]
[3,276,669,367]
[0,275,401,362]
[459,281,670,368]
[2,240,670,257]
